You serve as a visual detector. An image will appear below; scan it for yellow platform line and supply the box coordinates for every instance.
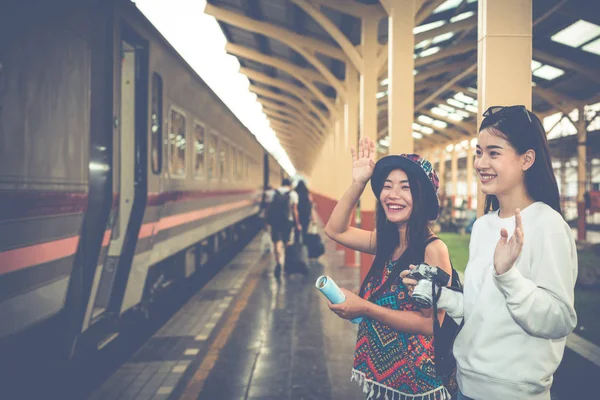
[179,255,268,400]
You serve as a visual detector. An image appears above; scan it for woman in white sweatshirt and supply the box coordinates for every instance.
[403,105,578,400]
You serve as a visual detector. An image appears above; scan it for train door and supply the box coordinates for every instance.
[89,25,148,331]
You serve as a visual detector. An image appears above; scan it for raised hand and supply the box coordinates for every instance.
[493,209,524,275]
[350,136,376,185]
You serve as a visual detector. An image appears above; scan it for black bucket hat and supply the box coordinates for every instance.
[370,154,440,220]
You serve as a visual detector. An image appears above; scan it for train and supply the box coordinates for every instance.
[0,0,284,366]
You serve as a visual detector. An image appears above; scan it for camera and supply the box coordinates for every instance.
[406,263,450,308]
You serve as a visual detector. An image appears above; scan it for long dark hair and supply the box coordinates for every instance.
[360,169,431,295]
[295,180,310,203]
[479,109,561,215]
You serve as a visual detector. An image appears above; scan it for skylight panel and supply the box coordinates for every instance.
[465,104,479,114]
[421,126,434,134]
[551,20,600,48]
[582,38,600,55]
[448,114,464,121]
[439,104,456,112]
[456,110,470,118]
[420,47,441,57]
[433,120,448,128]
[380,78,389,86]
[450,11,475,23]
[416,39,432,49]
[376,91,388,99]
[379,137,390,147]
[413,132,423,139]
[432,32,455,44]
[414,70,419,76]
[467,87,477,94]
[418,115,434,124]
[414,20,446,35]
[434,0,463,14]
[447,98,466,108]
[412,123,423,130]
[454,92,475,104]
[532,65,565,80]
[531,60,542,71]
[432,107,449,117]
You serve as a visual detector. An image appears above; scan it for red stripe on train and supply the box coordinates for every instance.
[0,237,80,275]
[0,200,255,275]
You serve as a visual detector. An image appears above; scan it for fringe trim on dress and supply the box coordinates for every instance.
[351,369,451,400]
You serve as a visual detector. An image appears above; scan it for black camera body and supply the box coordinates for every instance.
[406,263,450,308]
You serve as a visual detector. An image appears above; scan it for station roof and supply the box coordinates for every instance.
[205,0,600,172]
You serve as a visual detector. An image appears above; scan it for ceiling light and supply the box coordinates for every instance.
[446,144,455,152]
[421,126,434,134]
[412,122,423,130]
[380,78,389,86]
[467,87,477,94]
[413,20,446,35]
[439,104,456,112]
[447,98,466,108]
[448,114,464,121]
[418,115,434,124]
[433,120,448,128]
[531,60,542,71]
[434,0,463,14]
[420,47,441,57]
[582,38,600,55]
[415,39,432,49]
[456,110,470,118]
[532,65,565,80]
[413,132,423,139]
[376,91,388,99]
[379,137,390,147]
[454,92,475,104]
[450,11,475,23]
[432,107,449,117]
[551,20,600,48]
[465,104,478,113]
[432,32,455,44]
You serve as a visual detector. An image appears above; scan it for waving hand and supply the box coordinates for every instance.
[351,137,376,185]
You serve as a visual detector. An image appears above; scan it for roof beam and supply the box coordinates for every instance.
[308,0,386,19]
[415,42,476,67]
[204,3,346,61]
[416,64,477,111]
[290,0,364,72]
[226,44,338,114]
[249,84,331,130]
[416,0,447,25]
[255,92,327,131]
[261,106,323,138]
[227,43,330,86]
[415,14,477,43]
[206,4,348,99]
[534,86,578,116]
[533,49,600,85]
[240,67,331,124]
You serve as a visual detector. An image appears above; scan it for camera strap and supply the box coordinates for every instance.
[367,236,440,302]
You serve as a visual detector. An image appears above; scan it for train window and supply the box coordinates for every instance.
[219,141,229,181]
[169,109,186,177]
[207,132,217,180]
[232,148,238,181]
[193,123,205,178]
[151,73,163,174]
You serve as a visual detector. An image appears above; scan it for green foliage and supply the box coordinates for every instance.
[437,233,470,273]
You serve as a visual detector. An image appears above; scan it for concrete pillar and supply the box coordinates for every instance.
[477,0,532,216]
[358,15,379,281]
[467,143,475,209]
[577,105,587,241]
[359,16,379,213]
[451,145,458,212]
[388,1,414,155]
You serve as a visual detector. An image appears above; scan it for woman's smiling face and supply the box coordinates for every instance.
[474,128,527,197]
[379,169,413,225]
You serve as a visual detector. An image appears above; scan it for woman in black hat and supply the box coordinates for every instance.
[324,136,454,399]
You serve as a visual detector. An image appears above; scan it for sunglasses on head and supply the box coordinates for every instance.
[483,105,532,123]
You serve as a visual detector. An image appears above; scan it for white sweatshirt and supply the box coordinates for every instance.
[438,202,578,400]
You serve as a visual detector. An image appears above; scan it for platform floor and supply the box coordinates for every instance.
[87,230,364,400]
[87,227,600,400]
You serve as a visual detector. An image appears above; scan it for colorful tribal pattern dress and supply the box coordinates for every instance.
[351,251,450,400]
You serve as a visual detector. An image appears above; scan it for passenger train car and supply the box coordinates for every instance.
[0,0,284,363]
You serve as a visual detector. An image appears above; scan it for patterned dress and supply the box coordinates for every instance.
[351,247,450,400]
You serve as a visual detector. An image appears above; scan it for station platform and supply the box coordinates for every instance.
[87,229,364,400]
